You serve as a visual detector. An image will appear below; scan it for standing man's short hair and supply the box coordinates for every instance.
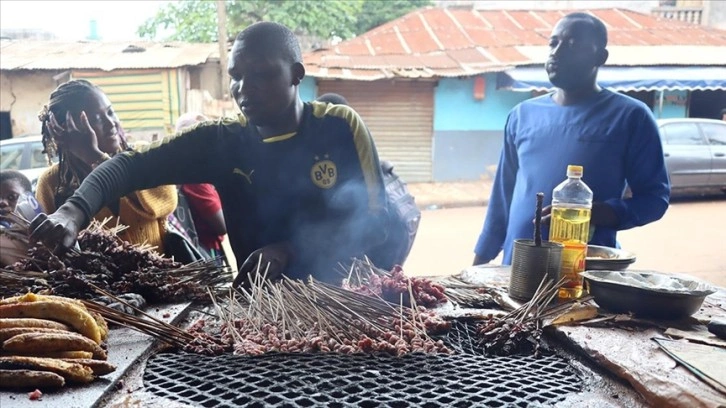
[235,21,302,64]
[561,12,608,50]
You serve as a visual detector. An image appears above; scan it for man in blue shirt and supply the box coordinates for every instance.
[473,13,670,265]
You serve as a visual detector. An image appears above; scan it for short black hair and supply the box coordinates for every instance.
[316,93,349,106]
[0,170,32,193]
[235,21,302,64]
[562,12,608,50]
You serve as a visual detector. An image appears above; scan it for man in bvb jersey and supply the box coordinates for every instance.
[29,21,393,287]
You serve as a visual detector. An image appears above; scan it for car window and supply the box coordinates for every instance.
[29,141,51,169]
[700,123,726,146]
[660,123,706,146]
[0,144,24,170]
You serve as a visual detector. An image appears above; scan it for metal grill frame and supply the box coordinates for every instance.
[144,321,582,408]
[145,352,582,408]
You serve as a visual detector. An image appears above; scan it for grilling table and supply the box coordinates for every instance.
[1,265,724,407]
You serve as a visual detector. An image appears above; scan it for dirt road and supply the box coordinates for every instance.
[405,197,726,287]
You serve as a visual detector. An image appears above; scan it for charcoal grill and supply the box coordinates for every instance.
[144,322,583,407]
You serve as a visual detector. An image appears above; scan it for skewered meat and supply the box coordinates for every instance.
[344,265,448,308]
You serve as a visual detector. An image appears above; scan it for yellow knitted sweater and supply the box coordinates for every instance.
[36,164,178,253]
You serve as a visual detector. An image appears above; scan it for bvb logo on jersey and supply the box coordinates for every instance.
[311,156,337,189]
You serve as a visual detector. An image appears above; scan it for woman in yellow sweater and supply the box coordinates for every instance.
[36,79,177,252]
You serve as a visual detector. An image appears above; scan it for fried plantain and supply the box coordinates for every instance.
[27,351,94,359]
[0,356,94,383]
[3,332,107,360]
[0,327,72,343]
[1,293,108,341]
[0,301,101,344]
[88,310,109,341]
[60,359,116,376]
[0,369,65,389]
[0,293,84,306]
[0,318,72,331]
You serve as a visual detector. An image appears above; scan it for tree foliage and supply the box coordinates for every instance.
[138,0,432,43]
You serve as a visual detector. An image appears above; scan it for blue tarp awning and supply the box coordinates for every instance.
[497,66,726,92]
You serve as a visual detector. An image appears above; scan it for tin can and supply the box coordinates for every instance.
[509,239,564,301]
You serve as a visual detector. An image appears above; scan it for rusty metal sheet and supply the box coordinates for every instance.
[0,40,217,71]
[303,7,726,80]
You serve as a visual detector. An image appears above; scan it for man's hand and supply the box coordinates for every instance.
[29,204,86,255]
[233,242,292,288]
[473,254,489,266]
[539,205,553,226]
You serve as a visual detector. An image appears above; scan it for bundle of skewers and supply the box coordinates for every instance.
[186,273,453,357]
[82,271,453,358]
[475,277,595,357]
[0,215,232,303]
[341,258,448,308]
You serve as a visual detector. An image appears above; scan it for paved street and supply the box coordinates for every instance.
[405,196,726,287]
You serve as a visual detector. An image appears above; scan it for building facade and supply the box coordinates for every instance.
[303,7,726,182]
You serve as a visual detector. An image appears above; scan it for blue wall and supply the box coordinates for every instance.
[434,74,531,131]
[433,74,531,181]
[299,76,316,102]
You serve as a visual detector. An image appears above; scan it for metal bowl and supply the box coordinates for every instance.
[585,245,636,271]
[581,270,717,320]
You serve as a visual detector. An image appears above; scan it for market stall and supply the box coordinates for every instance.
[1,220,724,407]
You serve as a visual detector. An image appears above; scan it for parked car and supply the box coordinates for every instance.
[0,135,54,191]
[657,118,726,195]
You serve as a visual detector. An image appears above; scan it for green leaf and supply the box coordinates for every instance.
[137,0,431,43]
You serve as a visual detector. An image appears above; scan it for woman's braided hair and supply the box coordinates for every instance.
[38,79,129,208]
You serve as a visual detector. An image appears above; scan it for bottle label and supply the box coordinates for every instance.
[559,243,586,288]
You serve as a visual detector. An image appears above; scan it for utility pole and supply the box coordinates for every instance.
[216,0,230,100]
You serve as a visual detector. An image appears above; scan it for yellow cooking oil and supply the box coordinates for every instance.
[549,206,591,299]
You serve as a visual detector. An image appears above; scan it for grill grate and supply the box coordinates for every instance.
[145,348,582,407]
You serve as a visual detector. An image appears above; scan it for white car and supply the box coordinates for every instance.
[657,118,726,194]
[0,135,55,191]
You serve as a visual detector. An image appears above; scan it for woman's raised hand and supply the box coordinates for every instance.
[48,111,105,166]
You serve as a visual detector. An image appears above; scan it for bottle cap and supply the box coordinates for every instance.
[566,165,583,178]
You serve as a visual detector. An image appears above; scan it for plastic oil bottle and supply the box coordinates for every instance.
[549,165,593,299]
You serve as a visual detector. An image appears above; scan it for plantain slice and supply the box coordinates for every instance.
[0,318,72,332]
[0,293,84,306]
[0,369,65,389]
[88,311,109,342]
[3,332,107,360]
[22,351,94,359]
[0,301,101,344]
[0,356,94,383]
[0,327,73,343]
[1,294,108,341]
[60,359,116,376]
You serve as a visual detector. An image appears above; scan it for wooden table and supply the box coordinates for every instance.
[458,265,726,408]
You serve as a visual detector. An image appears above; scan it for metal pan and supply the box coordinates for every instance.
[585,245,636,271]
[581,270,717,320]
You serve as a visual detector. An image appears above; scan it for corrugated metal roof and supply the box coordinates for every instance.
[304,7,726,80]
[0,40,219,71]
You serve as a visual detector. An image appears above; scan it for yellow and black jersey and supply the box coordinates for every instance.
[68,102,389,281]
